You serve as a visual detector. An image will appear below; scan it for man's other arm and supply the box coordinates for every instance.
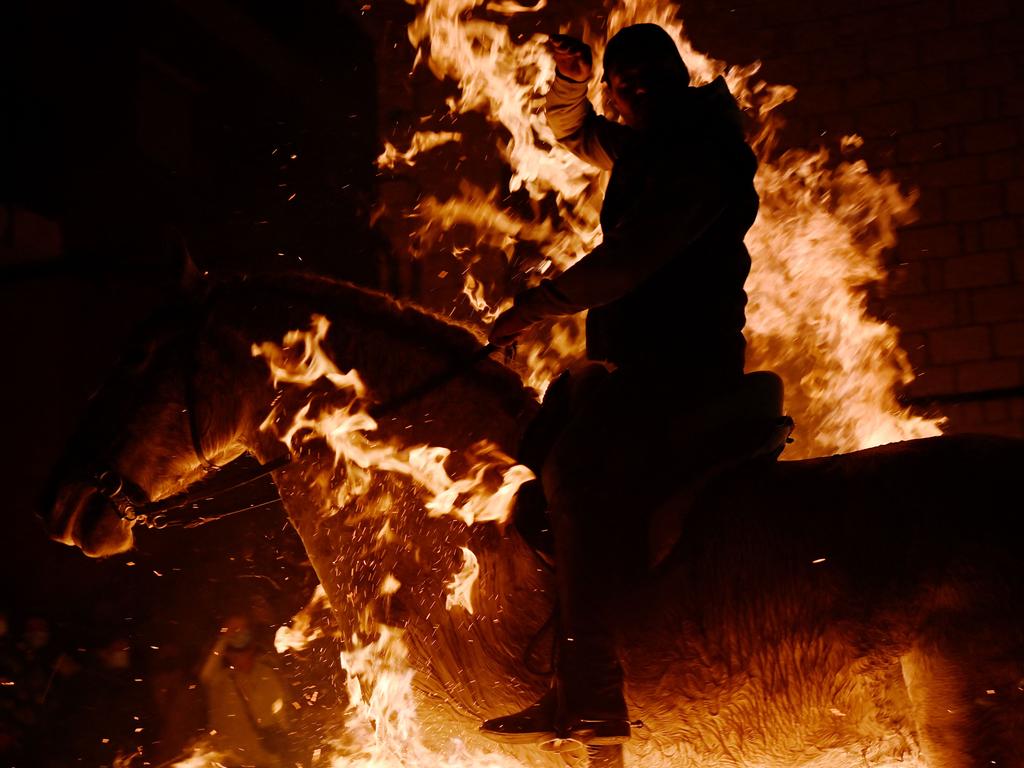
[515,162,728,317]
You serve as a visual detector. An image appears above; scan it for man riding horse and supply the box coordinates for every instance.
[482,23,760,747]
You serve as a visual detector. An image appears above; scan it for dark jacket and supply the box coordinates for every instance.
[519,72,758,375]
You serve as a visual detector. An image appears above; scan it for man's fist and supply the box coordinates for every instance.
[549,34,593,83]
[489,306,532,347]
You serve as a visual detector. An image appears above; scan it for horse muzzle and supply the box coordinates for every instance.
[48,481,135,557]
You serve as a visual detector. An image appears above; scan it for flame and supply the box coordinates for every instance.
[255,315,368,393]
[392,0,942,455]
[253,315,533,526]
[250,315,539,765]
[168,745,228,767]
[275,584,331,653]
[315,3,945,757]
[462,273,502,322]
[444,546,480,614]
[377,131,463,171]
[326,627,529,768]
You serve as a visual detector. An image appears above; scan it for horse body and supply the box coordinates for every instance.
[620,435,1024,765]
[47,275,1024,767]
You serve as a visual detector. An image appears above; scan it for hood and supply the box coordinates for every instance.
[690,76,746,138]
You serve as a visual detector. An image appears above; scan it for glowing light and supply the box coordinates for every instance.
[168,745,229,767]
[377,131,463,170]
[445,546,480,614]
[275,584,330,653]
[380,574,402,596]
[254,314,535,765]
[254,315,533,526]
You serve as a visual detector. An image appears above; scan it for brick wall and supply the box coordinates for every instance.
[678,0,1024,436]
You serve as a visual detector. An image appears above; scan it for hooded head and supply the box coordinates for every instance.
[602,24,690,129]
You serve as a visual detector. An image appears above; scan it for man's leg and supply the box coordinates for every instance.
[547,481,631,744]
[544,367,655,741]
[482,369,636,744]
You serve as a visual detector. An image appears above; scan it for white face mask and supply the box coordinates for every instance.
[227,629,253,650]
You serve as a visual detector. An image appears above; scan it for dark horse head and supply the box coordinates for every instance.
[43,290,269,557]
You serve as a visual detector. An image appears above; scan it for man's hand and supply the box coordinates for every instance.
[549,34,593,83]
[489,282,574,347]
[489,305,533,348]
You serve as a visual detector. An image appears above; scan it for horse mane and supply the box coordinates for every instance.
[205,271,467,340]
[204,271,534,402]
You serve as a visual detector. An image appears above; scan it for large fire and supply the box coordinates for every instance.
[253,315,532,528]
[401,0,942,455]
[173,0,943,765]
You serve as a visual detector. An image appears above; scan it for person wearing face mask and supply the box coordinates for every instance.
[482,24,761,747]
[66,637,141,767]
[8,617,82,766]
[16,617,62,712]
[199,614,292,768]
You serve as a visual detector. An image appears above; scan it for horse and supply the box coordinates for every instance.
[45,272,1024,768]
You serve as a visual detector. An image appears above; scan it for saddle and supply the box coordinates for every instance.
[513,367,793,567]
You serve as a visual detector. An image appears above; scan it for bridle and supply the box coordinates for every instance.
[86,339,504,531]
[89,359,293,530]
[92,451,294,530]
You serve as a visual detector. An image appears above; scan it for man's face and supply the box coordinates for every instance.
[607,67,648,128]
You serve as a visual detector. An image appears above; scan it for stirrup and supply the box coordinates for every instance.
[561,717,631,745]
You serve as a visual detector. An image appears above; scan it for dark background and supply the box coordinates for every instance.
[3,1,379,764]
[2,0,1022,764]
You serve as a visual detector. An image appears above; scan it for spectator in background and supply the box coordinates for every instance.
[11,615,82,766]
[19,616,57,696]
[0,611,13,668]
[66,636,147,768]
[247,594,279,650]
[200,614,293,768]
[149,643,206,764]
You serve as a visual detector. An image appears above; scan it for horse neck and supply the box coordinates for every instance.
[192,321,277,467]
[203,277,540,639]
[204,277,532,452]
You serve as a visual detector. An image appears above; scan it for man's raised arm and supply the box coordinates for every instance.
[545,36,631,170]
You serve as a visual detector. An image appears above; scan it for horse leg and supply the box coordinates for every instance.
[901,614,1024,767]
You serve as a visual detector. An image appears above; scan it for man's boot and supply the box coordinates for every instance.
[481,509,630,745]
[552,496,631,744]
[479,632,630,745]
[479,684,558,744]
[555,632,630,745]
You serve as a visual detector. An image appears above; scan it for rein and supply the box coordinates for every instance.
[371,342,501,417]
[92,340,505,531]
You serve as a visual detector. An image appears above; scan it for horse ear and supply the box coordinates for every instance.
[181,246,203,296]
[169,230,209,301]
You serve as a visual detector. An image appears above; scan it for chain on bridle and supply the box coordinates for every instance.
[89,338,293,530]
